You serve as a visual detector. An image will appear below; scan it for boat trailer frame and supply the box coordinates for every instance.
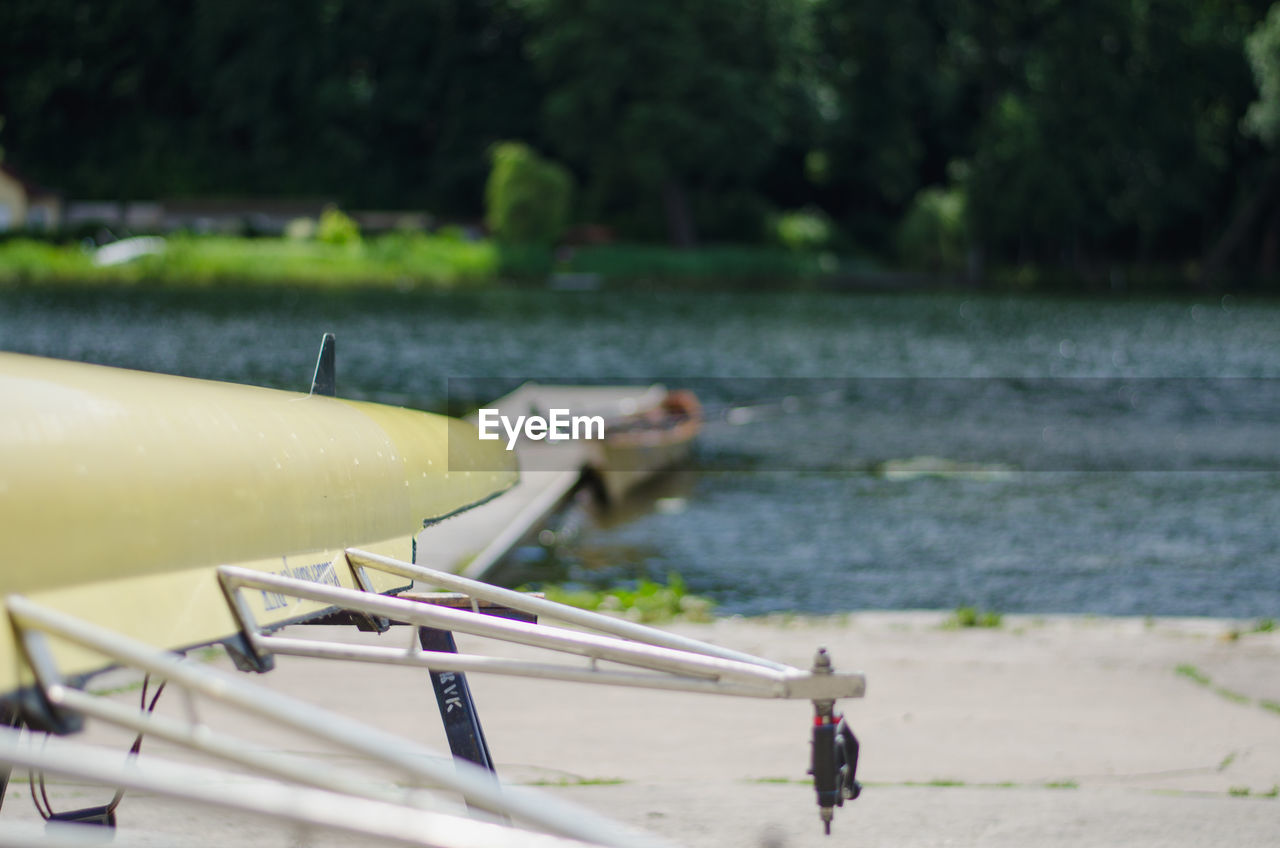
[0,548,863,846]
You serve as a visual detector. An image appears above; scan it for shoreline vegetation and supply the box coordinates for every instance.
[0,233,1256,295]
[0,233,841,291]
[5,5,1280,294]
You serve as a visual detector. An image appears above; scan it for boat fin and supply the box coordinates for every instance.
[310,333,336,397]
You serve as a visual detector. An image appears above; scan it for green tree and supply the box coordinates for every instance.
[0,0,542,212]
[1244,5,1280,145]
[184,0,543,210]
[1203,3,1280,282]
[0,0,197,198]
[813,0,966,248]
[524,0,814,246]
[484,142,573,244]
[316,206,361,245]
[959,0,1263,273]
[897,186,968,272]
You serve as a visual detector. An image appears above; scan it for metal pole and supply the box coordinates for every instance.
[0,727,611,848]
[419,627,499,773]
[256,636,784,698]
[219,568,794,687]
[347,549,792,672]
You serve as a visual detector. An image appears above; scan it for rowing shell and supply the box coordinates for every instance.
[0,352,516,695]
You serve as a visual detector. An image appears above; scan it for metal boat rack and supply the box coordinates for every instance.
[0,548,864,847]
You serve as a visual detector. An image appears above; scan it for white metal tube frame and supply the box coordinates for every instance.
[4,595,669,848]
[218,551,865,702]
[348,548,794,671]
[0,548,864,846]
[0,725,609,848]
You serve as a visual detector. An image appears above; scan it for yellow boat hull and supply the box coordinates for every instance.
[0,353,516,693]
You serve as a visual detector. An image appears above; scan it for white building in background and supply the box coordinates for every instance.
[0,163,62,231]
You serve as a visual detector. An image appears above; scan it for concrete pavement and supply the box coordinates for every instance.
[3,612,1277,847]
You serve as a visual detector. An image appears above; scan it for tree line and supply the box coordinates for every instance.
[2,0,1278,286]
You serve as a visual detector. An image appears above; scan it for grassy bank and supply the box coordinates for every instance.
[7,233,1240,294]
[0,234,499,289]
[0,234,842,290]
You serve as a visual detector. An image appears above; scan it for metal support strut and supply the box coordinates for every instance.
[420,627,499,773]
[405,591,539,777]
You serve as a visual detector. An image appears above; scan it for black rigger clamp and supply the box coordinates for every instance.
[809,648,861,834]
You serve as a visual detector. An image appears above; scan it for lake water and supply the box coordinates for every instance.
[2,284,1277,617]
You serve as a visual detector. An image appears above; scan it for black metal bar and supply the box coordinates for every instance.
[417,626,498,772]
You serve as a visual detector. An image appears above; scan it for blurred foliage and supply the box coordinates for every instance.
[961,0,1262,271]
[814,0,1275,281]
[565,243,834,281]
[1245,6,1280,146]
[523,0,817,246]
[773,208,834,252]
[0,0,540,211]
[897,186,968,272]
[316,206,361,246]
[484,142,572,245]
[0,235,849,288]
[0,234,498,288]
[495,242,557,277]
[0,0,1277,283]
[813,0,962,247]
[530,573,714,623]
[0,239,95,281]
[944,606,1003,629]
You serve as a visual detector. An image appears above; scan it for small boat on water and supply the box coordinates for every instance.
[424,382,703,580]
[594,388,702,504]
[471,380,701,502]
